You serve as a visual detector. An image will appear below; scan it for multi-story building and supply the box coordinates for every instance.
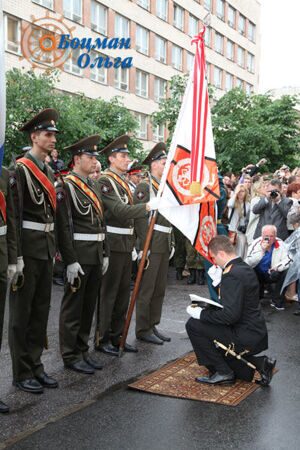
[3,0,261,150]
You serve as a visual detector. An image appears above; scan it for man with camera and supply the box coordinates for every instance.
[245,225,291,310]
[252,179,292,241]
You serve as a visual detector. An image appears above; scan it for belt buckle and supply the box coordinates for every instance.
[44,223,52,233]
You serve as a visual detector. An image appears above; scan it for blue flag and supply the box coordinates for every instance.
[0,0,6,174]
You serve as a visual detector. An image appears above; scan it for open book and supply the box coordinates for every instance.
[189,294,223,309]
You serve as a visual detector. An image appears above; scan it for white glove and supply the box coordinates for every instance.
[186,304,203,319]
[169,246,175,260]
[146,197,161,211]
[67,262,85,285]
[102,257,109,275]
[16,256,24,274]
[7,264,17,281]
[207,265,222,287]
[132,248,138,261]
[138,250,150,261]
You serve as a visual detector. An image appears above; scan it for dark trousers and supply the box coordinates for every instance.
[9,256,53,382]
[59,264,102,364]
[135,252,169,337]
[255,269,287,307]
[186,318,267,381]
[99,252,132,346]
[0,269,7,350]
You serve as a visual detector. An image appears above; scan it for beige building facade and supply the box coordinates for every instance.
[3,0,261,150]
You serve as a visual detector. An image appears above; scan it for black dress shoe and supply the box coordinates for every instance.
[0,400,9,414]
[195,371,235,385]
[36,372,58,388]
[293,310,300,316]
[14,378,44,394]
[83,355,103,370]
[153,326,171,342]
[137,333,164,345]
[95,343,119,356]
[257,356,276,386]
[65,360,95,374]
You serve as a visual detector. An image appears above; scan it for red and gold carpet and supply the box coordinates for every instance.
[129,352,263,407]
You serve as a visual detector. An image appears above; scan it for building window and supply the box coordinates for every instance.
[63,0,82,23]
[91,1,107,35]
[204,0,211,11]
[90,51,107,84]
[214,66,222,88]
[33,0,54,8]
[215,33,223,55]
[136,25,149,55]
[204,27,211,47]
[225,73,233,91]
[155,35,167,63]
[236,78,243,88]
[189,14,198,37]
[238,14,246,36]
[247,53,255,73]
[173,3,184,31]
[114,67,129,91]
[245,83,253,95]
[156,0,168,21]
[226,39,234,61]
[115,14,129,38]
[227,6,235,28]
[137,0,150,10]
[136,113,148,139]
[154,77,166,102]
[4,15,21,54]
[216,0,225,20]
[136,70,149,98]
[206,63,211,83]
[153,124,165,142]
[248,21,256,42]
[237,46,245,68]
[172,45,182,71]
[187,52,194,72]
[64,47,82,76]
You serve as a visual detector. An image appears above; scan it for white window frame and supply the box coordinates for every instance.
[156,0,168,21]
[238,14,246,36]
[216,0,225,20]
[188,14,198,37]
[237,46,245,68]
[90,51,107,84]
[172,44,182,71]
[136,25,149,55]
[227,6,235,28]
[215,32,223,55]
[154,77,166,103]
[115,14,129,39]
[63,0,82,23]
[236,78,243,89]
[248,21,256,42]
[4,14,21,54]
[186,52,194,72]
[226,39,234,61]
[204,27,211,47]
[64,47,82,76]
[247,53,255,73]
[204,0,211,11]
[114,66,129,91]
[214,67,222,88]
[206,63,211,83]
[245,83,253,95]
[91,1,107,35]
[136,70,149,98]
[33,0,54,9]
[173,3,184,31]
[155,35,166,63]
[137,0,150,10]
[225,73,233,91]
[136,113,148,140]
[153,124,165,142]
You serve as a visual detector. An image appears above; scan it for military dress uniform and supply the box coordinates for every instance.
[134,144,173,344]
[56,136,108,373]
[9,109,59,391]
[96,135,148,355]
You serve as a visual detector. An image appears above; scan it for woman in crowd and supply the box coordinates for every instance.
[227,184,250,259]
[246,178,268,246]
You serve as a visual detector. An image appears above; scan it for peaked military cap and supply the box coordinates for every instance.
[142,143,167,166]
[64,135,101,157]
[100,134,130,156]
[19,108,59,133]
[127,164,144,175]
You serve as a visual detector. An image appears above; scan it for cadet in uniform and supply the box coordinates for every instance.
[9,109,59,393]
[126,164,143,193]
[186,235,276,386]
[0,167,18,413]
[57,135,109,374]
[134,143,174,345]
[95,135,157,356]
[185,241,205,285]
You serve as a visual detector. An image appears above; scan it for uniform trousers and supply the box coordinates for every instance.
[99,252,132,346]
[59,264,102,364]
[135,252,169,337]
[186,318,268,381]
[0,268,7,350]
[9,256,53,382]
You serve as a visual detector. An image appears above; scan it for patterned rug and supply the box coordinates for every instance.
[129,352,264,407]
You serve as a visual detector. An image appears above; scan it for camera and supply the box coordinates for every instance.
[270,190,279,199]
[237,225,247,234]
[264,237,270,242]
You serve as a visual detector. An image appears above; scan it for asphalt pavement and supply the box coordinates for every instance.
[0,268,299,449]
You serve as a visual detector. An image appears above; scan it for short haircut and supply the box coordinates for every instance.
[208,235,235,255]
[262,224,277,235]
[270,179,282,189]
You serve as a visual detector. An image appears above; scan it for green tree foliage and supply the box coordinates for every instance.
[152,74,300,172]
[5,69,144,167]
